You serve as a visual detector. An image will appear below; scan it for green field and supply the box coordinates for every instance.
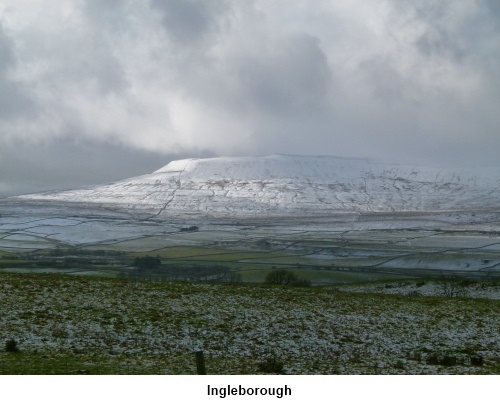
[1,224,499,374]
[1,272,498,374]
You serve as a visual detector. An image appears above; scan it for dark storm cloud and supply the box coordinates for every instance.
[0,0,500,196]
[0,137,213,197]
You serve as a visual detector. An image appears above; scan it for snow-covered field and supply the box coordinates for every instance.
[1,272,498,374]
[1,198,500,278]
[3,155,500,255]
[338,279,500,300]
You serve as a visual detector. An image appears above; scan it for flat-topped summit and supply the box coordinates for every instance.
[18,154,500,218]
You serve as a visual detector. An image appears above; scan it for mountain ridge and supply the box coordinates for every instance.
[17,154,500,218]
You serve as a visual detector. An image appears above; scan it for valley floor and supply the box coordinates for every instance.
[2,200,500,284]
[1,273,498,375]
[1,200,499,374]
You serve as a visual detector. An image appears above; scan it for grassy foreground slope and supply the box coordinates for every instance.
[1,273,498,374]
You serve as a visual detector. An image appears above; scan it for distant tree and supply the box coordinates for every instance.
[265,269,296,285]
[133,255,161,271]
[264,269,310,286]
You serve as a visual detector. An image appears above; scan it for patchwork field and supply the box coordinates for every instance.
[1,200,499,375]
[1,272,498,375]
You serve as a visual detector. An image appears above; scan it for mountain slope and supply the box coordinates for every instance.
[19,154,500,218]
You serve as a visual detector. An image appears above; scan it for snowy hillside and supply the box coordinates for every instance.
[19,154,500,218]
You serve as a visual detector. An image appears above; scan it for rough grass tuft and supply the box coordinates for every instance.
[257,356,285,374]
[5,339,19,353]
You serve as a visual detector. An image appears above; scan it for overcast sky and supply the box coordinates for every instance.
[1,0,499,196]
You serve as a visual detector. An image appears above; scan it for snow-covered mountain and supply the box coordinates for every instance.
[19,154,500,218]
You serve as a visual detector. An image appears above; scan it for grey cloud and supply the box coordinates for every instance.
[151,0,229,47]
[81,1,140,95]
[0,23,14,68]
[81,41,129,96]
[0,137,213,197]
[83,0,130,33]
[393,0,500,107]
[358,56,410,104]
[17,2,131,99]
[57,33,128,96]
[391,2,465,61]
[1,0,500,197]
[0,23,34,119]
[163,28,335,154]
[236,34,332,117]
[399,1,500,65]
[0,80,31,119]
[415,25,466,62]
[169,30,334,122]
[478,0,500,31]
